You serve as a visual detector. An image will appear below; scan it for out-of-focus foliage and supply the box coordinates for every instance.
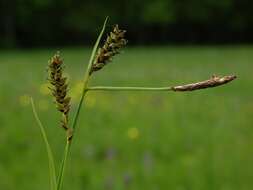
[0,0,253,47]
[0,46,252,190]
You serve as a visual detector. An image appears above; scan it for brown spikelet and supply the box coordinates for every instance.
[172,75,237,92]
[90,25,127,75]
[48,52,71,131]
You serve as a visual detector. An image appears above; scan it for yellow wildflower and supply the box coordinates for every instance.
[127,127,139,140]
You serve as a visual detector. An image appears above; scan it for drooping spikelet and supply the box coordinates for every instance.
[90,25,127,75]
[48,52,71,131]
[172,75,237,91]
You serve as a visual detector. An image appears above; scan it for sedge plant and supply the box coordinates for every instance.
[30,17,237,190]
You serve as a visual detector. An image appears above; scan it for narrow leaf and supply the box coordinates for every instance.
[30,97,57,190]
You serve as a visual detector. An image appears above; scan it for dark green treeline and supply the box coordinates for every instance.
[0,0,252,47]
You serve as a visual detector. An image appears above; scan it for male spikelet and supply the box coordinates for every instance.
[90,25,127,75]
[48,52,71,131]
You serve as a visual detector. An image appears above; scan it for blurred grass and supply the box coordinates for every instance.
[0,46,252,190]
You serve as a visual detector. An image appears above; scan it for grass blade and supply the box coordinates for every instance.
[30,97,57,190]
[72,16,109,131]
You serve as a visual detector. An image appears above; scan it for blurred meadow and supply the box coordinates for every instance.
[0,46,252,190]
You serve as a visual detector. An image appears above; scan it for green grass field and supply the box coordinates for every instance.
[0,46,252,190]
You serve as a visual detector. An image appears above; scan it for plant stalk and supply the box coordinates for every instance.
[86,75,236,92]
[87,86,173,91]
[56,17,108,190]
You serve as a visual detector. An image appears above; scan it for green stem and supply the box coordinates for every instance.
[73,16,108,132]
[86,86,173,91]
[56,17,108,190]
[57,142,70,190]
[31,97,57,190]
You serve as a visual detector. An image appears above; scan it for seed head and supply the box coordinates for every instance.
[172,75,237,91]
[90,25,127,75]
[48,52,71,131]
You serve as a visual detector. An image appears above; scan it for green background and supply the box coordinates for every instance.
[0,46,251,189]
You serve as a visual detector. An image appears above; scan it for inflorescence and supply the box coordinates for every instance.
[48,52,71,133]
[90,25,127,75]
